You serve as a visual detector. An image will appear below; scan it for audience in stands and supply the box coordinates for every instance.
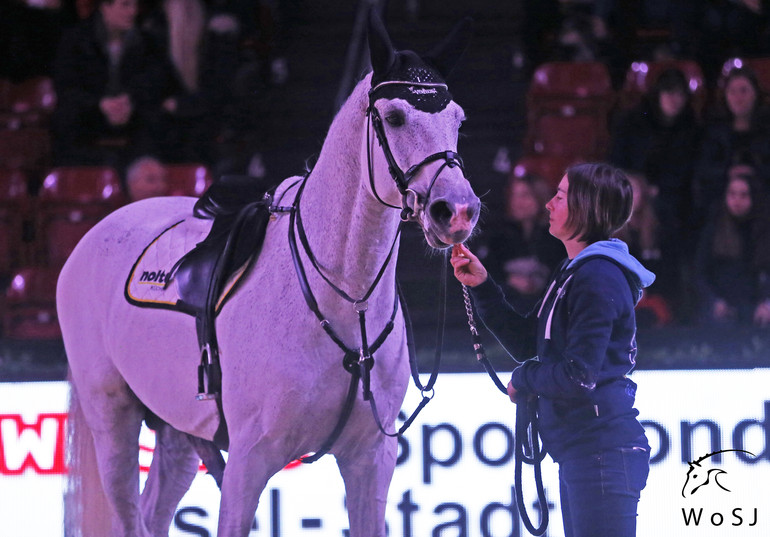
[694,171,770,326]
[609,68,701,247]
[125,155,168,201]
[693,66,770,225]
[141,0,240,166]
[50,0,177,174]
[476,172,564,312]
[613,171,674,326]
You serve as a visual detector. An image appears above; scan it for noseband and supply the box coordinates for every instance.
[366,81,466,221]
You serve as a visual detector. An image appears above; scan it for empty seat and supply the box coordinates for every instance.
[527,61,615,118]
[525,113,609,162]
[165,163,213,197]
[0,76,56,129]
[3,266,61,339]
[512,154,576,189]
[0,169,31,274]
[620,59,707,116]
[0,127,52,175]
[36,166,124,266]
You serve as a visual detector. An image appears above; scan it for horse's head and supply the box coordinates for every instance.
[364,13,480,248]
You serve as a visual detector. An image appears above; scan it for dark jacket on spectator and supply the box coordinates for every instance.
[52,11,177,160]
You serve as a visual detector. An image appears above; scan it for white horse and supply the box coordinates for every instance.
[58,14,479,537]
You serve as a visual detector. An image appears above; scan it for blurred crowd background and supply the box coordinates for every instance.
[2,0,770,378]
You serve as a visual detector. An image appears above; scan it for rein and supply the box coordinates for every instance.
[461,284,549,536]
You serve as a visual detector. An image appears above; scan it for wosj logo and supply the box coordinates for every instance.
[681,449,759,528]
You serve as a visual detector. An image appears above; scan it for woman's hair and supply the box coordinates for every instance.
[565,163,634,244]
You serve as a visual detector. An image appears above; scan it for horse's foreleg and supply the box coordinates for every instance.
[140,423,200,536]
[336,436,398,537]
[217,440,285,537]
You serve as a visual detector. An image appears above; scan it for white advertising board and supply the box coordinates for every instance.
[1,370,768,536]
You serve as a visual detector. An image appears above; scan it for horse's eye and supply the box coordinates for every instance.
[385,112,405,127]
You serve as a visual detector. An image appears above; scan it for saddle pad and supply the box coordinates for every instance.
[124,219,248,314]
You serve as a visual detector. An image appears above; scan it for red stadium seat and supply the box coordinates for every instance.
[511,154,576,189]
[528,61,614,100]
[3,266,61,339]
[0,127,52,175]
[524,113,609,162]
[0,77,56,129]
[619,59,707,116]
[0,169,31,274]
[165,163,213,197]
[0,79,12,111]
[36,166,124,266]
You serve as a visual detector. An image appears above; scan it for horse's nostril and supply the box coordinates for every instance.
[429,200,453,224]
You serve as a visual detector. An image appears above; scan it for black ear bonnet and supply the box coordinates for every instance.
[369,51,452,113]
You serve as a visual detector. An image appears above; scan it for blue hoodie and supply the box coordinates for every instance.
[471,239,655,462]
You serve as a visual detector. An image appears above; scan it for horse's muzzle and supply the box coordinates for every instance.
[425,195,480,246]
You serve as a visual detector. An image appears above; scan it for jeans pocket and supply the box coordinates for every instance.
[620,446,650,494]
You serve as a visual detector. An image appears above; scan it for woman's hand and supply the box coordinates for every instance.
[450,243,488,287]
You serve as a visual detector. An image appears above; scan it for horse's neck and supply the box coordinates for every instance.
[298,76,401,302]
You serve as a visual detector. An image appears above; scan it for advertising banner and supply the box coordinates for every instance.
[1,369,768,536]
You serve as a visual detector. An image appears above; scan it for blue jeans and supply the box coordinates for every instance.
[558,445,650,537]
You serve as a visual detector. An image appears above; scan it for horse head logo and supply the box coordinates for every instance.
[681,449,755,498]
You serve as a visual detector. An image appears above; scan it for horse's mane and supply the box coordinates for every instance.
[312,73,372,177]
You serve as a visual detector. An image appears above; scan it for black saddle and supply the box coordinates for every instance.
[168,174,276,407]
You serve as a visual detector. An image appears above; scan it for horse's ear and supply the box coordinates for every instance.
[425,17,473,79]
[368,9,395,79]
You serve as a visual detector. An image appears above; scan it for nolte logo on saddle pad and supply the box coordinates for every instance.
[681,449,758,528]
[139,269,170,285]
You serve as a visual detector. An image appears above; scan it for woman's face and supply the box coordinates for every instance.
[725,76,757,119]
[658,89,687,120]
[508,180,540,223]
[725,177,752,218]
[545,175,572,241]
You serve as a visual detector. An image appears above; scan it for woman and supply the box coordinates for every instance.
[609,68,700,246]
[480,172,565,311]
[694,66,770,223]
[451,163,655,537]
[694,171,770,326]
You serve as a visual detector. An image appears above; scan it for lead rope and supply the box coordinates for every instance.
[461,284,549,536]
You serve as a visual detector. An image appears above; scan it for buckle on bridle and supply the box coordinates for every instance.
[400,189,420,222]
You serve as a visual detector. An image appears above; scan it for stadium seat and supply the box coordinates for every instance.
[619,59,707,117]
[524,113,609,162]
[511,154,576,189]
[165,163,213,197]
[3,266,61,340]
[0,169,31,275]
[0,127,52,175]
[0,77,56,129]
[36,166,124,266]
[527,61,615,118]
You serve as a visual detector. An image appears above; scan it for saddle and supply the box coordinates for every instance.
[170,174,276,403]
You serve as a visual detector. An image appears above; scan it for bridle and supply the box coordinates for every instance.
[366,80,466,222]
[285,78,467,463]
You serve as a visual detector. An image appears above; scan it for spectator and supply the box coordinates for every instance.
[609,68,700,247]
[694,172,770,326]
[51,0,177,173]
[614,171,674,326]
[125,155,168,201]
[478,172,564,311]
[142,0,241,165]
[693,66,770,224]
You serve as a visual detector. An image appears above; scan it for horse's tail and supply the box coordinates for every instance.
[65,376,112,537]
